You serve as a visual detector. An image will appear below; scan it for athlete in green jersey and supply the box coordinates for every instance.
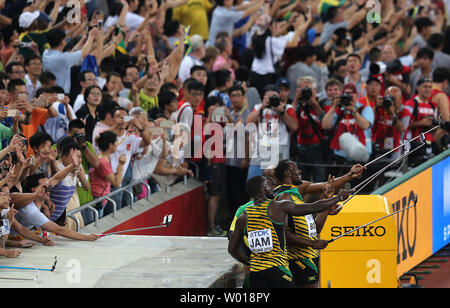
[228,175,353,288]
[272,159,365,288]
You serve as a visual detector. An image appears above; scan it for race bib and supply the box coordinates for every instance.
[248,228,273,253]
[305,214,317,238]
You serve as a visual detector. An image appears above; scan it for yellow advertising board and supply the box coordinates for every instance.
[381,168,433,277]
[320,195,397,288]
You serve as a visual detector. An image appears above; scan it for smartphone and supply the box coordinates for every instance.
[123,115,134,122]
[98,20,103,29]
[160,119,175,128]
[57,94,65,100]
[7,109,17,117]
[149,127,164,135]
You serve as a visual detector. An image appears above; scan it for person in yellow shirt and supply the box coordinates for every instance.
[172,0,212,40]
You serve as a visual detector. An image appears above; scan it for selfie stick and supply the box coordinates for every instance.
[99,215,172,237]
[0,256,57,272]
[335,142,425,211]
[327,194,418,244]
[352,141,426,192]
[364,125,439,168]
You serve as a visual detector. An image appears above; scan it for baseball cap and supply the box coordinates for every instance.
[366,76,381,85]
[416,77,433,86]
[19,10,40,28]
[37,11,53,23]
[342,83,357,94]
[276,77,290,88]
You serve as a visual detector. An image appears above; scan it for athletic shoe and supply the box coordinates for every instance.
[208,226,227,237]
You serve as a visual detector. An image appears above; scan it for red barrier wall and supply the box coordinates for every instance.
[105,186,207,236]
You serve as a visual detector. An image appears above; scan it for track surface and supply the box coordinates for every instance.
[400,244,450,288]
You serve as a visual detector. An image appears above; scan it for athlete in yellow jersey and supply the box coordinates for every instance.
[271,160,365,288]
[228,176,353,288]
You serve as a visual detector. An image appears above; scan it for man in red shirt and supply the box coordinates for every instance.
[372,86,406,160]
[358,77,382,110]
[404,77,436,165]
[295,76,327,182]
[429,67,450,152]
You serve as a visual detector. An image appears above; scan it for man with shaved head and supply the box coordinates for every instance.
[371,86,408,160]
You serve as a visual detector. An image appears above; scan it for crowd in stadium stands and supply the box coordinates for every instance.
[0,0,449,257]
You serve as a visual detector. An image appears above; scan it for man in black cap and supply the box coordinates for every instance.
[276,78,293,106]
[357,77,382,111]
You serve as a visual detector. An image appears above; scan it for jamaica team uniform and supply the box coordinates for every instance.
[245,199,294,288]
[274,185,320,287]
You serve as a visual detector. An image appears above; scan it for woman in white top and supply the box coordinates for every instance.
[250,12,312,96]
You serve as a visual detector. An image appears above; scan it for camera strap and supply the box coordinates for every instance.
[301,105,324,142]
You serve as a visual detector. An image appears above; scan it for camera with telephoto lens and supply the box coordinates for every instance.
[269,95,281,109]
[439,120,450,133]
[301,87,313,101]
[338,93,353,107]
[386,59,403,74]
[382,95,395,109]
[73,133,86,144]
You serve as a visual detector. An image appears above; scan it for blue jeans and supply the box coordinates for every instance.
[81,202,105,226]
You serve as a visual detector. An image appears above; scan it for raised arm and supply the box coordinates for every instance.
[104,155,126,188]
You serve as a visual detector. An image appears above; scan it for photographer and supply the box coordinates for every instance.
[322,83,374,170]
[429,67,450,152]
[404,77,436,165]
[357,77,382,110]
[67,119,99,209]
[246,85,298,179]
[294,76,327,183]
[371,86,406,161]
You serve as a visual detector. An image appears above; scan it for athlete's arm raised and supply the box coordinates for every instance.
[272,190,353,222]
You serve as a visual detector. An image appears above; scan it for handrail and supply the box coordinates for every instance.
[67,175,151,231]
[67,173,190,231]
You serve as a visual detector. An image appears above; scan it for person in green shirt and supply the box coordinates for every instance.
[138,72,160,113]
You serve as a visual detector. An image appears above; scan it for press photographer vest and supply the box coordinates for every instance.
[407,96,436,142]
[330,106,367,151]
[296,104,324,145]
[372,107,401,150]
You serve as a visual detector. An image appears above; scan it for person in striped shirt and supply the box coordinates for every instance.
[49,143,90,226]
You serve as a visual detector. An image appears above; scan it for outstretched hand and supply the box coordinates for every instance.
[323,174,335,199]
[349,164,366,178]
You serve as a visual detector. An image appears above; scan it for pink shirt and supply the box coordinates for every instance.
[90,157,113,203]
[212,55,235,80]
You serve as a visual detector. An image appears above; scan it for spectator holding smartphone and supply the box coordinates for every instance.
[89,131,127,220]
